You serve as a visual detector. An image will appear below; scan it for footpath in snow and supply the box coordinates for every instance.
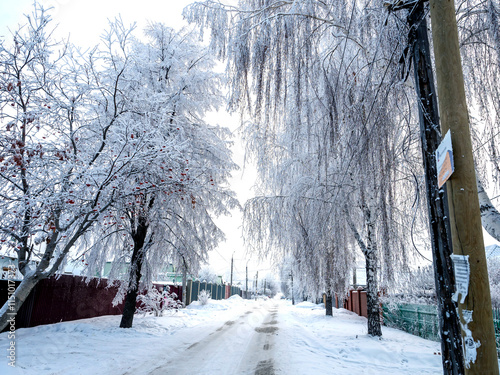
[0,296,466,374]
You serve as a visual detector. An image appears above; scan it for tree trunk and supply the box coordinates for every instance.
[325,291,333,316]
[364,207,382,337]
[478,177,500,242]
[345,205,382,336]
[365,249,382,336]
[0,274,41,331]
[119,217,149,329]
[182,262,187,307]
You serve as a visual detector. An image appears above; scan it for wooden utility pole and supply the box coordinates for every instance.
[246,263,248,299]
[230,254,234,289]
[182,257,188,306]
[390,1,464,372]
[429,0,499,373]
[255,271,259,300]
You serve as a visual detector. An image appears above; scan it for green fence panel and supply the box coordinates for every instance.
[191,281,200,303]
[383,304,500,356]
[211,284,216,299]
[382,304,439,341]
[494,307,500,355]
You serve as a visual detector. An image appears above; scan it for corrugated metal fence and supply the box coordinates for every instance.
[185,280,241,305]
[0,275,124,330]
[0,275,241,331]
[335,289,368,318]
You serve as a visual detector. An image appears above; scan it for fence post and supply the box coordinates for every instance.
[417,307,421,337]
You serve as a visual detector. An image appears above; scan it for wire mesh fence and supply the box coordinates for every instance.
[382,303,440,341]
[493,307,500,355]
[382,304,500,356]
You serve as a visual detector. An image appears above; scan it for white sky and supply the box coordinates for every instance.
[0,0,275,285]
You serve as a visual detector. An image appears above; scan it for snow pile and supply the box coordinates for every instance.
[187,294,246,311]
[293,301,324,309]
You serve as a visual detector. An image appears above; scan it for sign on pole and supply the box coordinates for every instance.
[436,130,454,188]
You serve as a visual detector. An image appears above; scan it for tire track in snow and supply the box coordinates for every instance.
[125,301,280,375]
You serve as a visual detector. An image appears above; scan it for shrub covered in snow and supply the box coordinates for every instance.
[136,287,183,316]
[198,289,211,305]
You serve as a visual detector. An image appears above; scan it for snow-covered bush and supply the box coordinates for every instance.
[198,289,211,305]
[136,287,182,316]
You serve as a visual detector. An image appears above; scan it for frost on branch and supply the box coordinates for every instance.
[197,289,211,306]
[136,287,182,317]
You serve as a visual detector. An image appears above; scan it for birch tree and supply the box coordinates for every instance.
[186,0,420,336]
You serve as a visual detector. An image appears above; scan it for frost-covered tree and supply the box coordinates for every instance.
[487,257,500,308]
[0,6,139,331]
[0,6,237,331]
[77,22,238,328]
[197,266,219,283]
[186,0,419,336]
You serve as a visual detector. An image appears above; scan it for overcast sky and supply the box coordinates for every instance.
[0,0,276,285]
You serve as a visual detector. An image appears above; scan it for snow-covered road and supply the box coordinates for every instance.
[4,296,497,374]
[124,300,279,375]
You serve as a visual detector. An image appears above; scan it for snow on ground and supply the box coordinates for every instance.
[0,296,494,374]
[276,301,442,374]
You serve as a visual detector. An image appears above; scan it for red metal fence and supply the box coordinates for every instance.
[0,275,125,330]
[336,289,368,318]
[0,275,240,331]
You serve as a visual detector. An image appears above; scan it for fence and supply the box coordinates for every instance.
[382,303,440,341]
[494,307,500,355]
[336,289,368,318]
[0,275,241,331]
[382,303,500,355]
[185,280,241,305]
[0,275,125,331]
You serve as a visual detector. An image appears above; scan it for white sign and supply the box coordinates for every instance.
[436,130,454,188]
[461,309,481,368]
[451,254,470,304]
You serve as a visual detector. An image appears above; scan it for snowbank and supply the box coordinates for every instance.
[294,301,324,309]
[187,295,246,310]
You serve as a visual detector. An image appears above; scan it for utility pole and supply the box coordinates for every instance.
[256,271,259,296]
[181,256,188,307]
[264,279,267,297]
[428,0,499,373]
[290,271,295,305]
[352,267,357,289]
[246,262,248,299]
[230,253,234,289]
[386,1,464,373]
